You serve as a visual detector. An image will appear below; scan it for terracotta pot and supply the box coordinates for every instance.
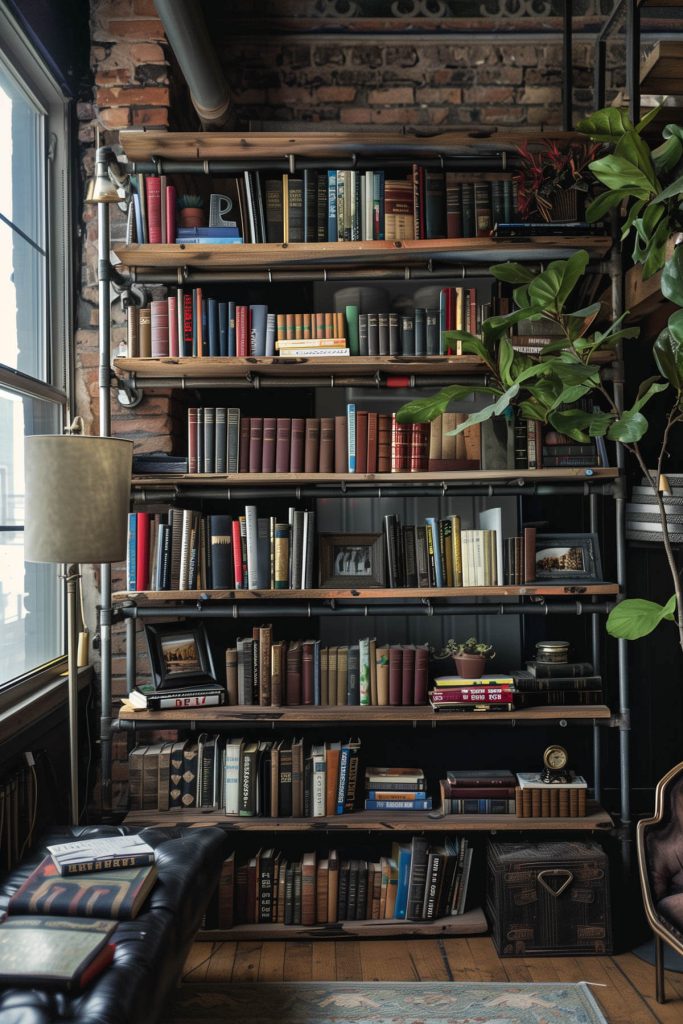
[453,653,487,678]
[179,207,205,229]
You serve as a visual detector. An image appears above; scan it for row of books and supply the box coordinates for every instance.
[437,768,588,819]
[126,506,315,592]
[126,286,481,359]
[383,510,537,589]
[211,836,473,929]
[514,658,604,707]
[128,737,362,818]
[363,767,431,811]
[226,635,430,708]
[186,407,477,476]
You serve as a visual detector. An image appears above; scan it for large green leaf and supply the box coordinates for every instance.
[654,321,683,389]
[489,262,536,285]
[651,172,683,204]
[587,411,614,437]
[564,302,602,340]
[481,306,543,345]
[441,330,494,367]
[615,129,657,186]
[395,384,498,424]
[661,245,683,306]
[607,409,648,442]
[606,595,677,640]
[652,134,683,176]
[588,154,657,197]
[620,198,646,240]
[527,251,590,314]
[448,384,521,434]
[577,107,633,142]
[633,377,668,412]
[547,408,594,442]
[542,358,600,388]
[586,188,630,224]
[498,336,515,387]
[641,217,672,279]
[637,104,664,134]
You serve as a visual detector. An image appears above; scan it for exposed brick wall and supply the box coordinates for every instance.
[79,2,626,812]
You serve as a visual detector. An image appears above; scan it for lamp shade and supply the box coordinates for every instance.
[24,435,133,565]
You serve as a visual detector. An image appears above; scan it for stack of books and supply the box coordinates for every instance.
[363,767,431,811]
[429,674,517,712]
[439,769,517,815]
[515,772,588,818]
[514,658,603,708]
[128,737,361,818]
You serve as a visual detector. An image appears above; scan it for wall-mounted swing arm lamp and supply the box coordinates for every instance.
[87,145,130,206]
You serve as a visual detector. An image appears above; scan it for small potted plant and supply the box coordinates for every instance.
[178,194,205,229]
[436,637,495,678]
[515,140,599,223]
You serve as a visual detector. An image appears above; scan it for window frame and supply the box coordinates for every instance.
[0,3,74,693]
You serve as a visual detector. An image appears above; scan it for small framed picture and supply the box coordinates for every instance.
[532,533,603,583]
[319,533,385,588]
[144,622,217,690]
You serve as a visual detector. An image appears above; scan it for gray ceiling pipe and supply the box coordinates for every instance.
[154,0,232,128]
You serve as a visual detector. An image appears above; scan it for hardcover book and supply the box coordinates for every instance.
[9,858,158,920]
[47,834,155,876]
[0,917,116,991]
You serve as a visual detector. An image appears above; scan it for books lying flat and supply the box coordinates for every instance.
[446,770,517,787]
[364,798,432,811]
[515,773,588,818]
[47,834,155,875]
[126,684,227,711]
[430,701,515,712]
[9,858,158,920]
[0,917,116,990]
[430,686,516,704]
[433,675,515,688]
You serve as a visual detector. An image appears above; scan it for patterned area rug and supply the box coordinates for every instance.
[166,981,608,1024]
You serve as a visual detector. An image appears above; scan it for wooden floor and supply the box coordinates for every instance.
[178,937,683,1024]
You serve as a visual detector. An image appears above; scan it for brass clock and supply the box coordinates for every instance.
[541,744,572,784]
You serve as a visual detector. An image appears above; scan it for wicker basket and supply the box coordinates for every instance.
[548,189,581,222]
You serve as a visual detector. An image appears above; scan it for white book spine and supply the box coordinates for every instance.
[224,741,242,814]
[312,749,326,816]
[359,637,371,706]
[179,509,193,590]
[245,505,259,590]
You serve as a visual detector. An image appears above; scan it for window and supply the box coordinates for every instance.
[0,6,72,688]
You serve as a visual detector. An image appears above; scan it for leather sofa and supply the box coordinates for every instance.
[0,825,229,1024]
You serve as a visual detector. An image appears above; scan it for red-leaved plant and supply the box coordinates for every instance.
[515,140,600,222]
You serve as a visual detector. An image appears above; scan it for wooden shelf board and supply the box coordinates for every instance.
[113,584,620,603]
[131,468,619,487]
[123,802,613,831]
[640,41,683,93]
[197,908,488,940]
[118,704,612,724]
[114,237,612,271]
[120,129,593,163]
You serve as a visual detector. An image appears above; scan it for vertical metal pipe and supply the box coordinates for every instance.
[98,201,113,816]
[562,0,573,130]
[67,565,80,825]
[627,0,641,125]
[126,617,137,693]
[590,491,602,803]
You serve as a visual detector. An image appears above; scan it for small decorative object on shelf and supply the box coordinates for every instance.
[514,140,598,223]
[436,637,495,678]
[535,640,570,664]
[319,533,385,588]
[532,533,602,584]
[540,745,572,785]
[178,194,204,228]
[144,622,217,690]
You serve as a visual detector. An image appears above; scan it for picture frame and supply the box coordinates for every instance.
[144,622,217,690]
[532,532,603,583]
[318,533,385,588]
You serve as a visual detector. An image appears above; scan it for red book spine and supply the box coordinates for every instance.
[135,512,151,590]
[377,414,391,473]
[239,417,250,473]
[401,645,415,706]
[195,287,203,357]
[262,416,277,473]
[319,418,334,473]
[168,295,179,357]
[366,412,378,474]
[356,411,368,474]
[410,422,429,472]
[166,183,177,244]
[334,416,347,474]
[144,176,161,243]
[188,408,198,473]
[304,419,320,473]
[236,305,249,357]
[78,943,116,991]
[290,418,305,473]
[469,287,477,334]
[276,418,292,473]
[182,292,193,357]
[388,645,403,706]
[413,645,429,705]
[249,417,263,473]
[431,687,516,703]
[232,519,244,588]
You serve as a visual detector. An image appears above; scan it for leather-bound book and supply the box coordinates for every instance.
[410,423,429,472]
[271,641,284,707]
[258,624,272,707]
[325,741,341,816]
[181,742,198,807]
[391,416,411,472]
[285,640,302,704]
[304,418,320,473]
[291,737,304,817]
[209,515,233,589]
[413,645,429,705]
[126,304,139,357]
[138,306,151,357]
[376,645,390,706]
[215,407,227,473]
[261,416,276,473]
[388,645,403,706]
[356,411,368,474]
[401,645,416,705]
[301,851,317,926]
[290,417,305,473]
[225,647,238,705]
[366,412,378,473]
[524,526,537,583]
[239,416,250,473]
[203,407,215,473]
[144,176,161,243]
[302,640,315,705]
[377,413,392,472]
[334,416,348,474]
[276,418,291,473]
[319,417,335,473]
[248,417,263,473]
[188,408,199,474]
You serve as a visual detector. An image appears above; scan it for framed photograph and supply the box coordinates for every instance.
[144,622,217,690]
[319,533,385,588]
[532,533,603,583]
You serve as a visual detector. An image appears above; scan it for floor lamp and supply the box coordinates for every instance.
[24,430,133,826]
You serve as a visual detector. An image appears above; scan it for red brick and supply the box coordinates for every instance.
[464,86,517,105]
[131,106,169,127]
[477,105,528,125]
[95,68,132,86]
[130,42,166,64]
[132,0,157,14]
[416,87,463,104]
[315,86,356,103]
[98,106,131,129]
[100,19,165,41]
[367,86,414,105]
[96,84,169,107]
[339,107,373,124]
[521,85,560,105]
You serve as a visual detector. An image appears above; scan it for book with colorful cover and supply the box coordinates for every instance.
[47,834,155,875]
[9,857,158,920]
[0,916,116,990]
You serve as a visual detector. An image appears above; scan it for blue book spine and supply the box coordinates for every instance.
[394,847,412,919]
[336,745,351,815]
[347,402,356,473]
[132,191,144,245]
[364,799,432,810]
[176,237,243,245]
[327,170,338,242]
[425,517,443,587]
[228,301,236,357]
[207,298,219,357]
[249,304,268,357]
[218,302,228,357]
[127,513,137,591]
[176,226,239,236]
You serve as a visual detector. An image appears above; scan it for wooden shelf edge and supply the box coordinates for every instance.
[123,803,613,831]
[196,907,488,940]
[131,468,619,486]
[113,584,621,602]
[118,704,612,724]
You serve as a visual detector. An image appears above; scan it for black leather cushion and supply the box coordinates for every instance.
[0,825,229,1024]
